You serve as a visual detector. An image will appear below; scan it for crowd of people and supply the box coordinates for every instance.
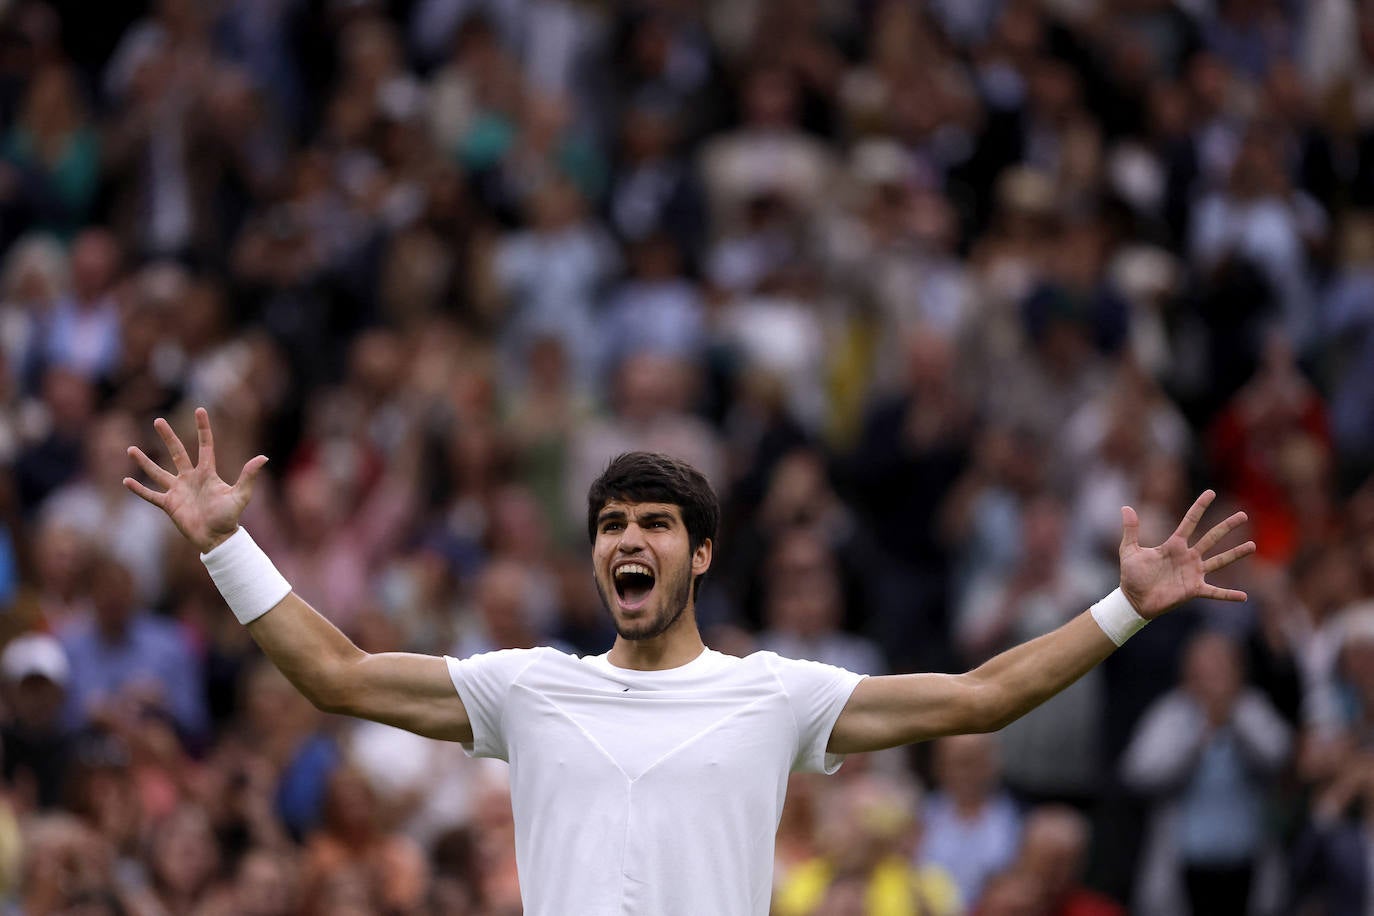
[0,0,1371,912]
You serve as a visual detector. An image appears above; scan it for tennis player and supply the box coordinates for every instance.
[125,409,1255,916]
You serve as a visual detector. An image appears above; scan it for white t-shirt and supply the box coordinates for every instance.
[444,646,865,916]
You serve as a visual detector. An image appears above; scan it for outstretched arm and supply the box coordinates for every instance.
[125,409,472,743]
[827,491,1254,753]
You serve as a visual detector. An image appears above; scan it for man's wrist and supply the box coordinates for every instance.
[201,527,240,554]
[1090,588,1149,647]
[201,528,292,625]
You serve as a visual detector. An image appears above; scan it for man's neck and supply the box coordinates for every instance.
[607,616,706,671]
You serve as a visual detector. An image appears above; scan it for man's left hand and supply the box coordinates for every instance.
[1120,490,1255,619]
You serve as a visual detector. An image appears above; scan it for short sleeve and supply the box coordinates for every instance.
[764,653,866,774]
[444,648,545,760]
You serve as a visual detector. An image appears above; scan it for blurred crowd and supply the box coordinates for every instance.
[0,0,1371,913]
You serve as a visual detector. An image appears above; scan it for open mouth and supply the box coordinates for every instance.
[613,563,656,610]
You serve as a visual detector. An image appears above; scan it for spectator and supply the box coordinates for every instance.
[957,495,1114,804]
[146,802,223,913]
[0,232,68,397]
[491,177,621,391]
[1,63,99,238]
[1292,748,1374,916]
[1121,630,1292,916]
[57,552,208,740]
[1013,805,1124,916]
[15,514,92,634]
[38,227,120,383]
[0,632,73,809]
[1318,214,1374,487]
[920,734,1022,908]
[451,557,566,661]
[607,103,707,257]
[600,232,707,375]
[698,64,833,239]
[40,408,171,605]
[774,772,963,916]
[565,349,724,526]
[302,765,431,914]
[757,529,886,675]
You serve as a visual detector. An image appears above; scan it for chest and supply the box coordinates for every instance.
[504,685,795,785]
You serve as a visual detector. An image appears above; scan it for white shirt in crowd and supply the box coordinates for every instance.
[445,646,865,916]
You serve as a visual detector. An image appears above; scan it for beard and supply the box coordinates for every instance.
[596,566,694,641]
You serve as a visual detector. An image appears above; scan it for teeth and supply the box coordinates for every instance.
[615,563,652,578]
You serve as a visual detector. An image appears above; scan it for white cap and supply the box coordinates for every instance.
[1,634,70,687]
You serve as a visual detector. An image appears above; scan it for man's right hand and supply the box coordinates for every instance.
[123,407,268,553]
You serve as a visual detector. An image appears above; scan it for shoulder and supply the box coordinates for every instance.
[747,650,865,694]
[748,649,857,675]
[447,646,568,676]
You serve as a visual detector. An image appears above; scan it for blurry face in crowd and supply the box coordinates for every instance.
[1183,632,1244,710]
[284,467,346,537]
[934,733,1000,806]
[35,519,87,592]
[817,777,917,873]
[235,849,299,916]
[68,230,119,303]
[592,501,708,642]
[622,107,674,161]
[743,67,798,128]
[1019,808,1088,900]
[766,534,842,638]
[89,557,137,635]
[149,805,220,901]
[977,870,1048,916]
[475,559,537,647]
[1020,497,1066,568]
[614,352,686,422]
[9,673,65,729]
[88,411,138,489]
[326,768,377,834]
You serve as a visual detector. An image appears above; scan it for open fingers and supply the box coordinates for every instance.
[154,417,193,472]
[127,446,176,488]
[1119,505,1139,557]
[194,408,216,474]
[1203,540,1257,574]
[122,476,167,509]
[1172,489,1216,543]
[1194,510,1248,555]
[232,454,269,502]
[1199,583,1248,603]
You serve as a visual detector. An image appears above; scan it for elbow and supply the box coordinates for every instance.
[962,679,1017,734]
[297,662,359,716]
[308,688,352,716]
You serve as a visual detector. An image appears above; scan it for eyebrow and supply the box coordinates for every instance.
[596,509,676,526]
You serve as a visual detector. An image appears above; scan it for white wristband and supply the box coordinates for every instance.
[1090,588,1148,646]
[200,527,292,625]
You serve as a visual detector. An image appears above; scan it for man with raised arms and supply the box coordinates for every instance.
[125,409,1256,916]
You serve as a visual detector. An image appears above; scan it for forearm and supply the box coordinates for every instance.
[830,604,1119,752]
[244,592,366,711]
[964,610,1116,731]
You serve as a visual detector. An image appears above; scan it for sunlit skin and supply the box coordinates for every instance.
[592,500,711,671]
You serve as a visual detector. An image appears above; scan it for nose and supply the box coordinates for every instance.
[616,522,646,552]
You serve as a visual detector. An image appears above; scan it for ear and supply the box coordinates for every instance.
[692,538,712,578]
